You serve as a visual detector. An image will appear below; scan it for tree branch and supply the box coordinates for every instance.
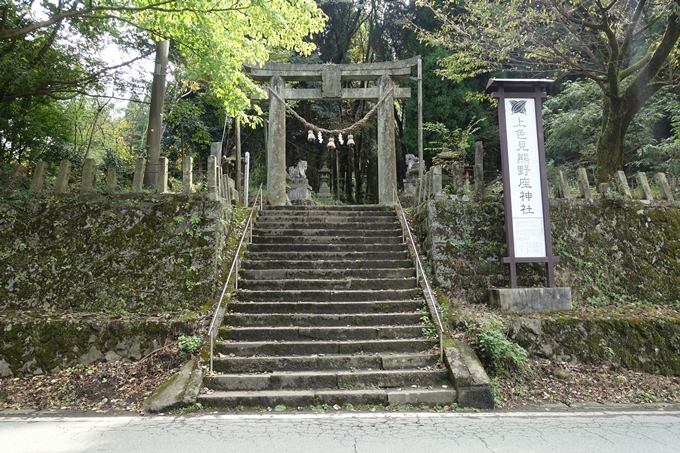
[0,1,252,40]
[546,0,606,30]
[620,0,647,60]
[619,50,652,80]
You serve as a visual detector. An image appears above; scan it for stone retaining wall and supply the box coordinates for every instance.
[416,198,680,306]
[0,315,203,377]
[505,316,680,376]
[0,193,232,313]
[0,193,234,376]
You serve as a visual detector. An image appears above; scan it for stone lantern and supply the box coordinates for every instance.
[318,164,332,199]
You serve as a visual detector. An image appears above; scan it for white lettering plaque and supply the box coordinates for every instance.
[503,98,546,258]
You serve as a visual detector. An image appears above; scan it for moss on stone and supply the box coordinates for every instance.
[418,199,680,307]
[509,316,680,375]
[0,314,204,377]
[0,194,233,313]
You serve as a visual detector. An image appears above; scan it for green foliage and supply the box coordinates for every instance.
[131,0,326,118]
[472,317,527,376]
[544,80,680,179]
[177,335,202,358]
[417,0,680,179]
[173,402,204,414]
[401,44,490,166]
[543,80,602,169]
[1,0,326,173]
[425,118,483,165]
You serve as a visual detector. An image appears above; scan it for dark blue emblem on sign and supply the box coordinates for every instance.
[510,100,527,115]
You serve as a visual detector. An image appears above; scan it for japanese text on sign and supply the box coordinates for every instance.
[504,98,546,258]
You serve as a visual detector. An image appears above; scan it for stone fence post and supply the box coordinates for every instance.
[452,161,464,195]
[55,160,71,194]
[207,155,218,201]
[29,162,47,192]
[475,141,484,200]
[157,157,169,193]
[81,158,96,192]
[655,173,674,201]
[635,172,653,201]
[183,156,193,194]
[432,165,443,197]
[576,167,592,200]
[132,158,146,193]
[106,165,117,192]
[555,168,571,199]
[614,170,632,199]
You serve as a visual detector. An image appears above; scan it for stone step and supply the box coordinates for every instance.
[260,209,395,217]
[243,251,409,261]
[251,235,403,245]
[218,325,426,342]
[258,214,396,221]
[215,338,437,357]
[229,300,425,314]
[198,387,456,409]
[252,228,401,237]
[236,288,422,302]
[239,268,415,281]
[198,204,455,411]
[263,205,391,212]
[247,243,406,253]
[256,216,398,225]
[203,369,449,392]
[240,259,414,270]
[224,312,425,327]
[254,221,399,230]
[210,353,438,371]
[238,278,417,291]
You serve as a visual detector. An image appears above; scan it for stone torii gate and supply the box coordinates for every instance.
[244,57,419,206]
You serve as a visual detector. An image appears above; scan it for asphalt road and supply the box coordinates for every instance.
[1,410,679,453]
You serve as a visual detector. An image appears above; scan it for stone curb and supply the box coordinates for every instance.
[142,358,204,413]
[442,339,495,409]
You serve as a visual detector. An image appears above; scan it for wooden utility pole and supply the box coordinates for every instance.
[236,117,242,203]
[143,40,170,188]
[417,57,423,178]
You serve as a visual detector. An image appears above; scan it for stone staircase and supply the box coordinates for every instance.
[198,205,455,409]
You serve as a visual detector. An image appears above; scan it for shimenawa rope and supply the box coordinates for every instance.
[266,85,396,136]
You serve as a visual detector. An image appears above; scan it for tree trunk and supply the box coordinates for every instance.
[595,97,627,183]
[344,147,354,203]
[143,40,169,188]
[354,135,362,204]
[366,142,378,204]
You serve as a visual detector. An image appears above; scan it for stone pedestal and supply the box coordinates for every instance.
[288,177,313,204]
[489,287,572,314]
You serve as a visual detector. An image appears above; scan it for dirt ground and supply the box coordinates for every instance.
[0,344,184,413]
[493,357,680,409]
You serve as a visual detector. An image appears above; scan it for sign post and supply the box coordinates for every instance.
[485,79,571,313]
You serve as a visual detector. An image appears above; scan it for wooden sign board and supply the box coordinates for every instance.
[486,79,559,288]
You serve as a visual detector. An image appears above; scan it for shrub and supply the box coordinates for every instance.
[474,317,527,376]
[177,335,202,358]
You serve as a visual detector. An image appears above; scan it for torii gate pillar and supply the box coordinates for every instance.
[377,74,396,205]
[267,76,287,206]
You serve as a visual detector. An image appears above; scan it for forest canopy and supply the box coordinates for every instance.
[416,0,680,181]
[2,0,680,195]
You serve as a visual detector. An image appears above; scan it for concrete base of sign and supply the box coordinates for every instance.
[489,287,572,314]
